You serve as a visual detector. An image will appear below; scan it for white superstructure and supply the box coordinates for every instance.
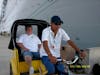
[0,0,100,75]
[0,0,100,48]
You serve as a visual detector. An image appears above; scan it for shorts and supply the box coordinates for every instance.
[22,51,40,59]
[41,56,68,75]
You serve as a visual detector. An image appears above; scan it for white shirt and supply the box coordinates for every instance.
[40,27,70,57]
[17,34,41,52]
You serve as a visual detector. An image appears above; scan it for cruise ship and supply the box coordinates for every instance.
[0,0,100,75]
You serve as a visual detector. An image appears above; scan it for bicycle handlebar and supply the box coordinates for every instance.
[57,49,86,65]
[63,56,79,64]
[57,55,79,65]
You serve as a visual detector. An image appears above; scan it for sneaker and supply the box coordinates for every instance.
[29,66,34,75]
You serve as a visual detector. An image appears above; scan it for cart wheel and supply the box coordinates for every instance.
[10,63,13,75]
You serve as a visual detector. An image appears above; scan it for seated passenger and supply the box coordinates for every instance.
[17,25,41,75]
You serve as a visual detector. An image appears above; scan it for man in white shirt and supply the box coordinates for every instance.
[17,25,41,75]
[40,16,85,75]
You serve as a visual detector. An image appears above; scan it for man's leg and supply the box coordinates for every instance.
[23,51,33,65]
[42,56,55,75]
[23,51,34,75]
[56,62,68,75]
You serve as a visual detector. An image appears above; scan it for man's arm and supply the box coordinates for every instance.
[43,41,57,63]
[43,41,52,56]
[67,40,80,53]
[17,43,29,51]
[67,40,86,58]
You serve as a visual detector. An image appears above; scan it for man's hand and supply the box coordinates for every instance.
[24,48,29,51]
[67,40,86,59]
[48,55,57,64]
[43,41,57,64]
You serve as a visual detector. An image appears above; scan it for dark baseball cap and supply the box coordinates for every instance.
[51,16,63,25]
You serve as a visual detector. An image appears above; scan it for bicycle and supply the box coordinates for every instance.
[56,55,79,75]
[56,50,88,75]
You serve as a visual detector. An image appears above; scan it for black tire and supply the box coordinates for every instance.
[92,63,100,75]
[10,63,13,75]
